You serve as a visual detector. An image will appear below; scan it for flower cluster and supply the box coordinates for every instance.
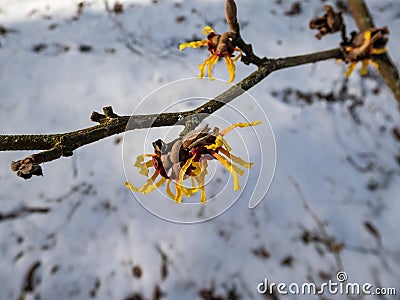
[125,121,261,204]
[179,26,242,83]
[342,27,388,77]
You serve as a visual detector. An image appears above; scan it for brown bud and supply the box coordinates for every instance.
[226,0,239,34]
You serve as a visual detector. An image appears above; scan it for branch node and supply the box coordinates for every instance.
[103,106,119,118]
[90,111,106,123]
[90,106,119,123]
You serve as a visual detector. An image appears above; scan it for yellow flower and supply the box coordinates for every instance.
[343,27,388,78]
[179,26,242,83]
[125,121,261,204]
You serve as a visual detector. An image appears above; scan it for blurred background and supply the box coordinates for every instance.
[0,0,399,299]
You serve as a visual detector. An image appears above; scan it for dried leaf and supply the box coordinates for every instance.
[309,5,343,39]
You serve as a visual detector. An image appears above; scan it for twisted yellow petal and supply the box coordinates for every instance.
[213,152,242,191]
[208,55,219,81]
[142,177,166,195]
[166,179,175,200]
[179,40,208,51]
[364,30,371,42]
[175,182,183,203]
[181,186,199,197]
[194,160,208,203]
[125,171,161,194]
[345,62,357,78]
[225,56,236,83]
[360,60,369,76]
[371,47,387,55]
[202,26,214,35]
[134,154,153,177]
[220,120,262,136]
[198,54,213,78]
[232,48,243,62]
[175,156,195,203]
[369,59,379,70]
[198,54,219,80]
[219,148,253,169]
[206,135,232,152]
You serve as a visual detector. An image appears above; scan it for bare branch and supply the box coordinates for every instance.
[103,0,142,56]
[0,206,50,221]
[0,48,342,178]
[290,176,344,272]
[18,260,42,300]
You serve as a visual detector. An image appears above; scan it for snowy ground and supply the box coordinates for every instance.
[1,0,400,299]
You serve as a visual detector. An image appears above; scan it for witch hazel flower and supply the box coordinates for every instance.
[179,26,242,83]
[125,121,261,204]
[342,27,389,77]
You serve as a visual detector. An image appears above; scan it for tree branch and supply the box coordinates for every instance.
[347,0,400,105]
[1,48,342,178]
[0,206,50,222]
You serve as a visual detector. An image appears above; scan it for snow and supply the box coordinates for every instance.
[1,0,400,299]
